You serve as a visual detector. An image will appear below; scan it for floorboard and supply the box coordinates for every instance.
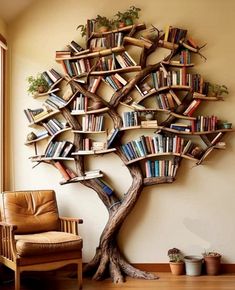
[1,271,235,290]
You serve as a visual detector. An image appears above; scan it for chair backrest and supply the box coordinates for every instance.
[0,190,60,234]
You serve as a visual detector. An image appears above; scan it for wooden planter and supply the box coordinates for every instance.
[169,261,185,275]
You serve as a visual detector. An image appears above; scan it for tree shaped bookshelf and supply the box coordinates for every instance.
[25,10,234,283]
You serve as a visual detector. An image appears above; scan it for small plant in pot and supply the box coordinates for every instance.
[95,15,112,32]
[202,250,222,275]
[27,74,49,95]
[114,6,141,27]
[167,247,185,275]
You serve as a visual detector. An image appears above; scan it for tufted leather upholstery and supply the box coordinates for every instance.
[0,190,59,234]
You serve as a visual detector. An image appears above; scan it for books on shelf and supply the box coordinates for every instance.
[183,99,201,116]
[88,77,101,93]
[90,32,124,51]
[170,123,191,132]
[191,115,218,132]
[68,40,84,53]
[45,141,73,158]
[24,105,55,123]
[42,69,62,87]
[145,159,178,178]
[107,128,120,149]
[122,111,139,128]
[42,118,67,135]
[46,92,67,109]
[164,26,187,44]
[95,178,114,196]
[85,169,102,178]
[71,93,88,113]
[81,114,104,132]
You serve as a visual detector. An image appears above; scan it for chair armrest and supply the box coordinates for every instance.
[0,222,18,261]
[59,217,83,235]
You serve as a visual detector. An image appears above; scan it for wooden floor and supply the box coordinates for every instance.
[1,271,235,290]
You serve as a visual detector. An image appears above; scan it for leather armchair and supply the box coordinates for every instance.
[0,190,83,290]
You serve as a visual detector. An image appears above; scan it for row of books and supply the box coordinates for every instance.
[45,92,68,109]
[170,123,191,132]
[41,69,62,87]
[81,138,105,151]
[81,114,104,132]
[90,32,124,50]
[104,73,127,91]
[95,178,114,196]
[122,111,139,128]
[71,94,88,113]
[42,118,67,136]
[45,141,74,158]
[61,58,91,77]
[164,26,187,44]
[24,105,53,123]
[121,134,200,161]
[95,51,137,71]
[145,159,178,178]
[191,115,218,132]
[54,161,77,181]
[156,92,176,110]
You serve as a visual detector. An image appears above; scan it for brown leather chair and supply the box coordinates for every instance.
[0,190,83,290]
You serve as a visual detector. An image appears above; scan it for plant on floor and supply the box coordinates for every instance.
[168,248,185,275]
[202,250,222,275]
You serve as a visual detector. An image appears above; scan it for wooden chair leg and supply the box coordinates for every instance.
[15,269,20,290]
[77,260,82,289]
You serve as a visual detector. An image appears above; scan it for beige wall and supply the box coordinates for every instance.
[0,17,7,37]
[8,0,235,263]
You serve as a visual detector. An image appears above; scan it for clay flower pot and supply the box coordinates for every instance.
[169,261,185,275]
[204,254,221,275]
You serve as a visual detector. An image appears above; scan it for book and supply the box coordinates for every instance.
[54,161,71,181]
[107,128,120,149]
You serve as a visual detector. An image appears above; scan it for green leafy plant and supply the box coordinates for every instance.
[115,6,141,26]
[168,248,184,262]
[95,15,112,30]
[208,83,229,96]
[77,24,87,37]
[27,74,49,95]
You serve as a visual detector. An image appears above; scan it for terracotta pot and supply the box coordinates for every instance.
[99,26,109,33]
[37,85,47,93]
[169,261,185,275]
[204,255,221,275]
[118,22,126,28]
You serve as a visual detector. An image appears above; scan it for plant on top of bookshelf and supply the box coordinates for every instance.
[208,83,229,98]
[95,15,113,32]
[114,6,141,27]
[27,74,49,95]
[24,6,234,286]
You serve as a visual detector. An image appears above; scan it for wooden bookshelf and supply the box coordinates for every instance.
[71,107,109,115]
[72,148,116,155]
[28,110,60,127]
[144,176,174,186]
[24,134,49,145]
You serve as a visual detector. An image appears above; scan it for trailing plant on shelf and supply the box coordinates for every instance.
[77,24,87,38]
[27,74,49,95]
[114,6,141,27]
[95,15,112,32]
[208,83,229,98]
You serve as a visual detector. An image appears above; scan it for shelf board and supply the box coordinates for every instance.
[71,107,109,115]
[90,66,142,76]
[120,125,159,131]
[24,134,49,145]
[33,87,60,98]
[123,152,198,165]
[193,92,223,101]
[72,130,107,134]
[56,46,125,61]
[144,176,174,186]
[72,148,116,155]
[169,112,197,121]
[28,110,60,127]
[90,23,146,37]
[46,127,72,145]
[162,61,194,67]
[60,173,104,185]
[29,156,74,162]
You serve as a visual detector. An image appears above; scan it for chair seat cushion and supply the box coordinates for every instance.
[15,231,83,257]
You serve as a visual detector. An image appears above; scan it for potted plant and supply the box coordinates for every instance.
[167,248,185,275]
[208,83,229,98]
[77,24,87,38]
[184,255,203,276]
[27,74,49,95]
[114,6,141,27]
[202,250,222,275]
[95,15,112,32]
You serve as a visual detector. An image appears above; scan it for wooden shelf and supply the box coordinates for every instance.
[90,66,142,76]
[72,130,107,134]
[60,173,104,185]
[193,92,223,101]
[71,107,109,115]
[28,110,60,127]
[56,46,125,61]
[29,156,74,162]
[123,152,199,165]
[72,148,116,155]
[162,61,194,67]
[169,112,197,120]
[46,127,72,145]
[90,23,146,37]
[24,134,49,145]
[120,102,169,113]
[144,176,174,186]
